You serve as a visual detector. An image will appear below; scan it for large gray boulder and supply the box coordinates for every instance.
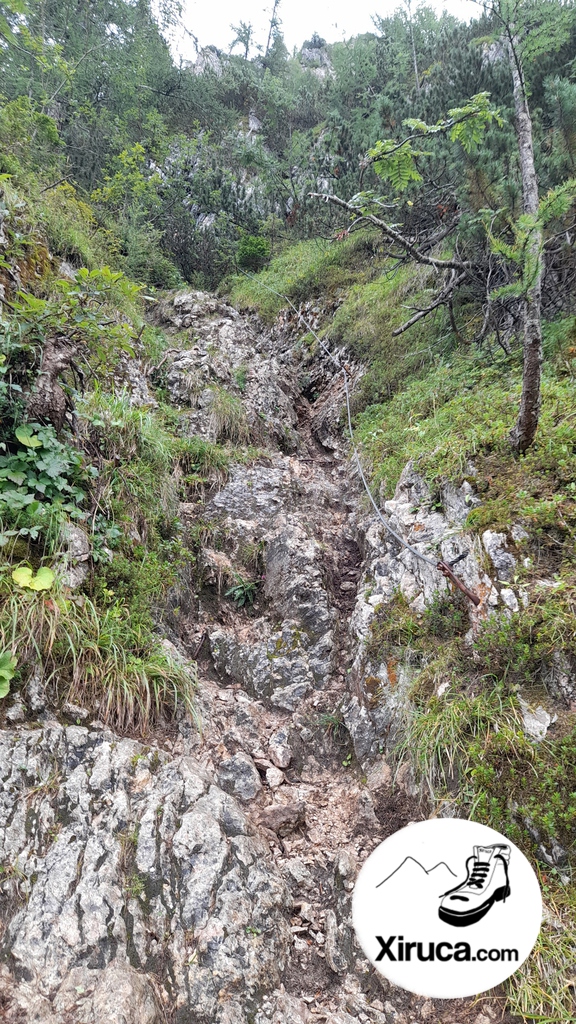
[0,725,291,1024]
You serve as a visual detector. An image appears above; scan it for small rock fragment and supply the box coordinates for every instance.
[518,697,553,742]
[335,849,357,879]
[258,801,306,835]
[283,858,314,888]
[26,671,47,713]
[268,728,292,768]
[266,767,285,789]
[6,700,25,724]
[511,524,529,543]
[324,909,349,974]
[500,588,519,613]
[62,702,90,721]
[217,752,262,801]
[270,682,311,712]
[482,530,516,581]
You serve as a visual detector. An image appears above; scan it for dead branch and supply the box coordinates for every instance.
[309,192,470,273]
[392,270,467,335]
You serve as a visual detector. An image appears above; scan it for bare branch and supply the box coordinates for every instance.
[392,271,467,335]
[309,192,470,272]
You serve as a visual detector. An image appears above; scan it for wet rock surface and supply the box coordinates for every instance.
[0,291,523,1024]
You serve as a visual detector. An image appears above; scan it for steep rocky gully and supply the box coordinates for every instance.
[0,292,541,1024]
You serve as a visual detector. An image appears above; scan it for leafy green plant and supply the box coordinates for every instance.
[0,651,17,698]
[0,423,88,523]
[225,572,258,607]
[91,517,122,563]
[124,872,146,899]
[237,235,270,272]
[11,566,54,591]
[0,421,89,544]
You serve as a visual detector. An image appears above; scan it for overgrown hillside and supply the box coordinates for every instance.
[229,226,576,1021]
[1,2,576,1023]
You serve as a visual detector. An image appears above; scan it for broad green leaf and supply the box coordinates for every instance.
[29,567,55,591]
[11,565,55,590]
[15,426,42,448]
[0,652,17,700]
[12,566,33,587]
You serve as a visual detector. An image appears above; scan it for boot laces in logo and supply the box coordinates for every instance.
[352,819,541,998]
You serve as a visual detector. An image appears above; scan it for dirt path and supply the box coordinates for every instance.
[168,312,517,1024]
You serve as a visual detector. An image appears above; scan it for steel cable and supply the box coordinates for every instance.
[238,269,481,604]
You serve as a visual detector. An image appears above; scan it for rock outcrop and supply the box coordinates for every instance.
[0,289,536,1024]
[0,725,291,1024]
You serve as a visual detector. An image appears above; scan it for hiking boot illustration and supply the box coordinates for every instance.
[438,844,511,927]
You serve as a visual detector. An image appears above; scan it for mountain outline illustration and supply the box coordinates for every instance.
[376,856,458,889]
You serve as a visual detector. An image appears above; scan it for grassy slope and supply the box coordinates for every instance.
[228,239,576,1021]
[0,177,253,734]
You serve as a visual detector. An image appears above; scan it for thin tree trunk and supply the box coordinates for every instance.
[265,0,280,57]
[406,0,420,94]
[507,36,543,454]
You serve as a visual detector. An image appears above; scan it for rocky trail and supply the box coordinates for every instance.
[0,292,525,1024]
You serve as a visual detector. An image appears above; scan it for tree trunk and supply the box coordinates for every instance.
[406,0,420,94]
[507,37,543,454]
[265,0,280,57]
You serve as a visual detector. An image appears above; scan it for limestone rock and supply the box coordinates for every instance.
[345,461,498,764]
[58,523,91,589]
[268,727,292,768]
[26,670,48,713]
[518,697,554,741]
[500,587,519,613]
[218,751,262,801]
[266,767,285,789]
[0,725,291,1024]
[5,698,26,723]
[542,651,576,705]
[324,909,350,974]
[258,801,306,835]
[209,624,324,705]
[482,530,516,581]
[158,292,300,450]
[282,858,314,889]
[511,523,529,543]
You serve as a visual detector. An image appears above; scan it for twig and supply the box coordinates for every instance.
[192,631,208,659]
[40,176,72,194]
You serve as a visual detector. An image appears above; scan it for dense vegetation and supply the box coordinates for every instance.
[1,0,576,1018]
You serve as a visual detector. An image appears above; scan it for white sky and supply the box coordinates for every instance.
[169,1,479,61]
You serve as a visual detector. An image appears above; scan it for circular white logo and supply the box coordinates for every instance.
[352,818,542,999]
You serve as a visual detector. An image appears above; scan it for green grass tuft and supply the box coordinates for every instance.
[0,573,196,733]
[208,386,250,443]
[226,231,381,322]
